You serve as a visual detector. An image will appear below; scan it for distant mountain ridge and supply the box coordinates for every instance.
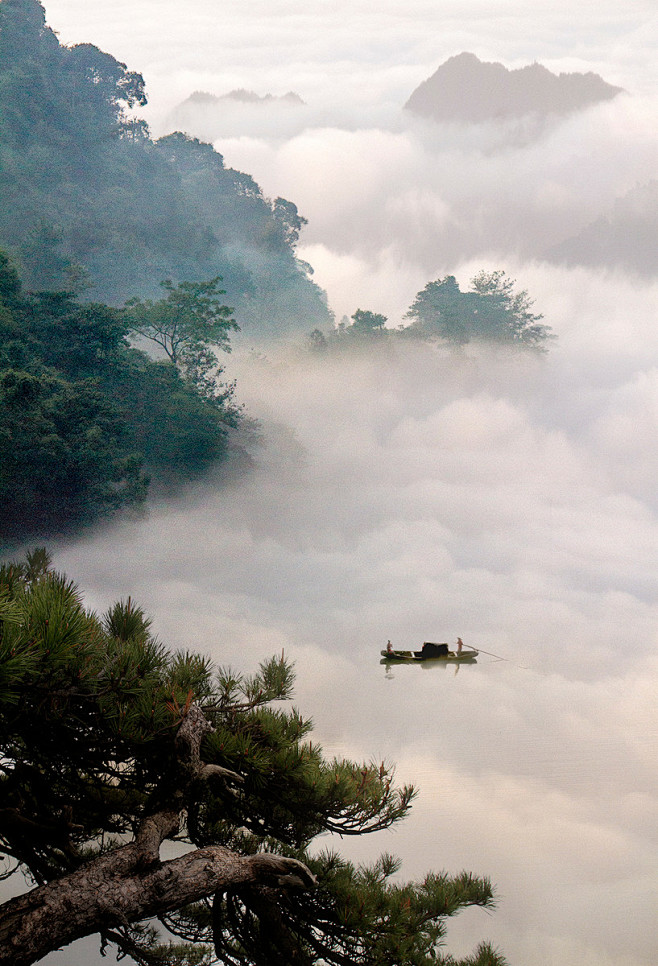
[183,89,306,107]
[405,52,623,123]
[166,87,310,144]
[546,180,658,277]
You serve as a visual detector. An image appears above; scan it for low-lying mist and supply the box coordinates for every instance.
[51,261,658,965]
[31,5,657,962]
[213,92,657,320]
[53,258,658,685]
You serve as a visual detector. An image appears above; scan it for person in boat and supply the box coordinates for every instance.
[456,637,463,654]
[386,640,393,654]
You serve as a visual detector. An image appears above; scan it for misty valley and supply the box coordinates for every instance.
[0,2,657,966]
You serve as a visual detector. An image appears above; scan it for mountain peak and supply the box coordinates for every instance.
[182,89,306,108]
[404,54,623,123]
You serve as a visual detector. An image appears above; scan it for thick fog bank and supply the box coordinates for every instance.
[217,92,658,319]
[55,264,658,672]
[51,263,658,966]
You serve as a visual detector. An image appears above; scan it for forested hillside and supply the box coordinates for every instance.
[0,252,243,542]
[0,0,331,336]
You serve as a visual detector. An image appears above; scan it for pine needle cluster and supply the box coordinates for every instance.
[0,552,507,966]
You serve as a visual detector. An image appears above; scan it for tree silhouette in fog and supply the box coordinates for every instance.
[405,271,553,349]
[308,271,553,353]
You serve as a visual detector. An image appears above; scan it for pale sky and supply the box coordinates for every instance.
[44,0,658,123]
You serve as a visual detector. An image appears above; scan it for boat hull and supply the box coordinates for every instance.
[380,648,478,663]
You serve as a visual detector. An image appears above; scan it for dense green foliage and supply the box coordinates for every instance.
[125,277,239,366]
[0,0,330,335]
[0,552,507,966]
[310,271,553,353]
[0,252,241,542]
[405,271,552,348]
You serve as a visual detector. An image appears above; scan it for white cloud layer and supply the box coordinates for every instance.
[44,0,658,117]
[51,263,658,965]
[44,1,658,321]
[213,90,657,320]
[24,3,658,965]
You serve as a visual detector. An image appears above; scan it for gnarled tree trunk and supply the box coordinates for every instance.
[0,813,316,966]
[0,703,316,966]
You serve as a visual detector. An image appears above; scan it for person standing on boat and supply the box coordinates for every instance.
[386,640,393,654]
[456,637,463,654]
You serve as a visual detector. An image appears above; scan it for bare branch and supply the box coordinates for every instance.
[200,763,244,785]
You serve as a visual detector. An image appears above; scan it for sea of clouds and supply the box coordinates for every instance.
[52,271,658,964]
[32,2,658,963]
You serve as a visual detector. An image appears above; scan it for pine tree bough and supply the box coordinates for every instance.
[0,842,315,966]
[0,558,506,966]
[0,699,314,966]
[0,812,316,966]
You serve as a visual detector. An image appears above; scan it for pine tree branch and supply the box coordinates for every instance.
[0,839,316,966]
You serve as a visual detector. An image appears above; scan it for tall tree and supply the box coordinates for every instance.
[271,197,308,248]
[469,270,552,349]
[124,277,242,416]
[404,275,473,343]
[405,272,552,349]
[124,277,238,366]
[0,556,507,966]
[349,309,388,336]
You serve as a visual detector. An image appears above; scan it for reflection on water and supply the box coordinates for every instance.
[308,651,657,966]
[381,656,476,676]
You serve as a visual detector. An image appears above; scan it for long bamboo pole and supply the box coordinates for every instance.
[473,647,529,669]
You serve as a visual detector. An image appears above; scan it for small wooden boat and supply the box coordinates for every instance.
[380,642,478,663]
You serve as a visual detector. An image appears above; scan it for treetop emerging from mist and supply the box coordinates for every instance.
[0,552,507,966]
[310,270,553,353]
[404,270,552,349]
